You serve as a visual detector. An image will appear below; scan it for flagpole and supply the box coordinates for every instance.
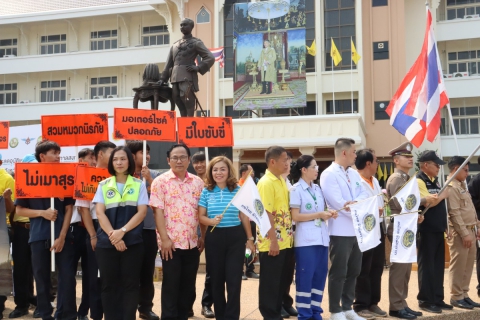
[332,38,335,115]
[351,36,353,113]
[446,103,460,154]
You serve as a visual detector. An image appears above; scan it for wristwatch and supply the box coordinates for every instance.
[121,227,127,233]
[247,237,254,241]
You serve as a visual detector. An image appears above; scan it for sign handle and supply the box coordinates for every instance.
[50,197,55,272]
[143,140,147,184]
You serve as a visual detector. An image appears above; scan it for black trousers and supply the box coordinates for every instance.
[353,225,386,311]
[417,231,445,304]
[96,243,144,320]
[138,230,159,313]
[161,248,200,320]
[85,220,103,320]
[201,271,214,308]
[282,249,295,309]
[205,225,245,320]
[244,221,256,274]
[477,241,480,290]
[11,225,35,310]
[31,239,77,320]
[259,248,293,320]
[72,224,89,317]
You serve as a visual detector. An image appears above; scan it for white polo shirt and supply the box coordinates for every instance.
[75,199,97,220]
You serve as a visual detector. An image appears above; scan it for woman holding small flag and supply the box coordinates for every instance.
[198,156,255,320]
[290,155,337,320]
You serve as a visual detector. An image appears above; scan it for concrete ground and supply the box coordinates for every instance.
[4,268,480,319]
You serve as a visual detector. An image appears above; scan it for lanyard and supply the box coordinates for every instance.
[306,187,318,210]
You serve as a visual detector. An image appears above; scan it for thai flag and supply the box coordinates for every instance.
[195,47,225,68]
[386,6,449,147]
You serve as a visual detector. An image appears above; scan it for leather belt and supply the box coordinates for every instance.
[70,222,85,228]
[12,222,30,229]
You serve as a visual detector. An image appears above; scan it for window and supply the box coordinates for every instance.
[324,0,356,70]
[91,30,117,51]
[40,80,66,102]
[374,101,390,120]
[305,0,316,73]
[447,50,480,75]
[40,34,66,55]
[372,0,388,6]
[143,25,169,46]
[373,41,389,60]
[326,99,358,114]
[446,0,480,20]
[442,106,480,135]
[90,76,117,99]
[0,39,17,57]
[0,83,17,105]
[196,7,211,24]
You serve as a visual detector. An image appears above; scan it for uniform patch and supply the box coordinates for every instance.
[305,203,312,210]
[127,188,134,195]
[106,190,116,199]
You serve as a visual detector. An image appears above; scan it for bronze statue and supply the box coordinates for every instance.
[157,18,215,117]
[133,63,174,111]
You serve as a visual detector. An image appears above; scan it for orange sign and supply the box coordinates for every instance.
[177,117,234,147]
[41,114,109,147]
[15,163,79,198]
[74,166,110,201]
[0,121,8,149]
[114,108,176,141]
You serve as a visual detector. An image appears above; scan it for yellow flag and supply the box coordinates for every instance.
[330,38,342,66]
[377,164,384,181]
[383,163,388,180]
[306,39,316,56]
[351,39,361,65]
[390,163,394,176]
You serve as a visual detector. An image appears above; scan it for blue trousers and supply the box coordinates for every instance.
[295,245,328,320]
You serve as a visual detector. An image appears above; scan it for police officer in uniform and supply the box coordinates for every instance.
[386,142,424,319]
[416,151,452,314]
[158,18,215,117]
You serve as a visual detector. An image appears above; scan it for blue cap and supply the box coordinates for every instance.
[22,154,37,163]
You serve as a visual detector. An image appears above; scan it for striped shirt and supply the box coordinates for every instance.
[199,185,241,228]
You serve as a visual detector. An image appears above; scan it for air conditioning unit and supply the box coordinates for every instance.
[93,96,104,99]
[70,97,82,101]
[107,95,118,98]
[453,72,469,77]
[3,54,16,58]
[464,14,480,19]
[19,100,30,104]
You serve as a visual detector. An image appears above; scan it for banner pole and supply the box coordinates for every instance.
[446,103,460,154]
[332,38,335,115]
[50,197,55,272]
[351,36,353,113]
[142,140,147,184]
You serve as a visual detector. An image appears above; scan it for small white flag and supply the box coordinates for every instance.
[231,176,271,236]
[390,213,418,263]
[393,176,421,213]
[349,195,381,252]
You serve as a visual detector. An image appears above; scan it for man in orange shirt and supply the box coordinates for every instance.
[238,164,254,186]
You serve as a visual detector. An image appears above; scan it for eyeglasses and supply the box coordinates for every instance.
[170,155,188,162]
[309,165,319,171]
[428,162,440,168]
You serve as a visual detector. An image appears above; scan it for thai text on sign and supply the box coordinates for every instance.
[177,117,233,147]
[114,108,177,141]
[14,163,81,198]
[74,166,110,201]
[0,122,8,149]
[41,114,109,147]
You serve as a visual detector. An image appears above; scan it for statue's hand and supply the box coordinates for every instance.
[156,80,164,86]
[186,65,199,73]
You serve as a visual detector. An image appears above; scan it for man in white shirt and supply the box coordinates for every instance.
[320,138,368,320]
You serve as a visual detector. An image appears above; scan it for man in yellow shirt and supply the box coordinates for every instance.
[257,146,293,319]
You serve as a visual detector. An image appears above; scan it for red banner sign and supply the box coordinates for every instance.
[15,163,81,198]
[74,166,110,201]
[41,114,109,147]
[114,108,177,141]
[177,117,233,147]
[0,121,8,149]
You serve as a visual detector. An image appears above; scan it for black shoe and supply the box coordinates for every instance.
[418,302,441,314]
[246,271,260,279]
[139,311,160,320]
[187,310,194,318]
[8,308,28,318]
[464,297,480,308]
[405,307,422,316]
[450,299,474,309]
[283,306,298,316]
[281,307,290,318]
[435,301,453,310]
[201,306,215,319]
[389,309,416,319]
[33,308,41,318]
[242,274,248,280]
[78,316,89,320]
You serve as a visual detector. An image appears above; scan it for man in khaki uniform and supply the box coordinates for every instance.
[446,156,480,309]
[386,142,431,320]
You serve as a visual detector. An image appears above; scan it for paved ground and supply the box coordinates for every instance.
[4,268,480,319]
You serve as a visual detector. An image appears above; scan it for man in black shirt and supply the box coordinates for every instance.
[467,157,480,298]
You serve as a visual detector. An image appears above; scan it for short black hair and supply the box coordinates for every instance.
[191,151,206,164]
[334,138,355,157]
[290,155,315,183]
[35,140,61,162]
[355,149,374,170]
[94,141,116,160]
[265,146,286,164]
[78,148,94,159]
[107,146,135,176]
[239,164,251,176]
[167,144,191,158]
[448,156,468,171]
[286,151,293,159]
[125,140,150,155]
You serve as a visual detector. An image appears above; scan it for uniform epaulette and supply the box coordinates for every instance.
[132,177,143,184]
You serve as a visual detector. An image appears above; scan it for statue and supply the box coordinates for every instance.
[132,64,175,111]
[157,18,215,117]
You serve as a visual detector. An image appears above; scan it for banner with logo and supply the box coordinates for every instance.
[231,176,271,236]
[349,195,381,252]
[113,108,177,141]
[0,122,8,150]
[74,166,110,200]
[177,117,234,147]
[390,212,418,263]
[392,175,420,213]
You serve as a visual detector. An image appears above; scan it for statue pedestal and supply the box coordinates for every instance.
[249,71,259,90]
[278,69,289,90]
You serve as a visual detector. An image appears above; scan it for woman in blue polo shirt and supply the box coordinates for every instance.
[290,155,337,320]
[199,156,255,320]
